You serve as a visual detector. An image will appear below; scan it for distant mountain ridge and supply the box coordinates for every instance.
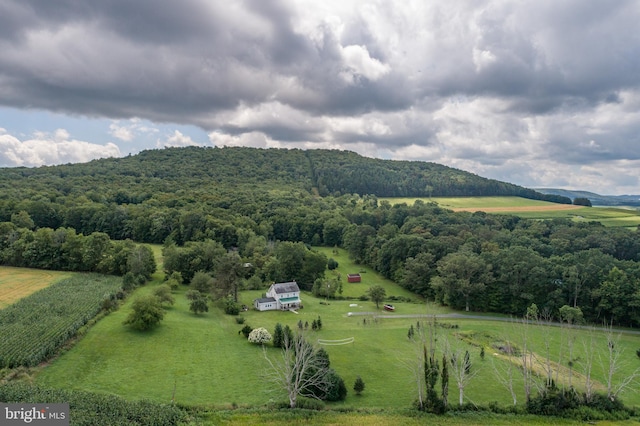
[0,147,571,202]
[536,188,640,207]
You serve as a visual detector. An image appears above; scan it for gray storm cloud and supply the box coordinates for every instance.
[1,0,639,193]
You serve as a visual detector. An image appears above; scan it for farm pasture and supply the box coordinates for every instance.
[35,248,640,410]
[381,196,640,228]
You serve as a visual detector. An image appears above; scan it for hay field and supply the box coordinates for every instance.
[0,267,71,309]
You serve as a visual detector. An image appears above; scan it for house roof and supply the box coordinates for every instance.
[279,296,300,303]
[272,281,300,294]
[255,297,276,304]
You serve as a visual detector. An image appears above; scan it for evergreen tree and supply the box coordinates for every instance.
[273,323,284,348]
[441,354,449,409]
[353,376,365,395]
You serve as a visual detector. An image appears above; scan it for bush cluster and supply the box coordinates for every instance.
[526,385,634,421]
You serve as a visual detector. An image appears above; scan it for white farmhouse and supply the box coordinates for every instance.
[254,281,301,311]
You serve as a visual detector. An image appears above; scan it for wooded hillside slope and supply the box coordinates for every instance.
[0,147,568,202]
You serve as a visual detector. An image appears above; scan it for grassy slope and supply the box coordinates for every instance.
[35,247,640,411]
[0,267,70,309]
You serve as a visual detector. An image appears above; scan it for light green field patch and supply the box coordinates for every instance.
[381,197,640,228]
[381,196,557,209]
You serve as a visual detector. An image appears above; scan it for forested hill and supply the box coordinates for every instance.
[0,147,567,202]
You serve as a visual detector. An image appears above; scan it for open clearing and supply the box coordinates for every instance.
[35,247,640,410]
[0,267,71,309]
[381,196,640,228]
[451,204,582,213]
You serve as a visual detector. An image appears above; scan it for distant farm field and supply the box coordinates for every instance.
[381,196,640,228]
[0,267,71,309]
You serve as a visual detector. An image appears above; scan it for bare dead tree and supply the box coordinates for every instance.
[538,309,555,389]
[398,343,425,410]
[558,305,584,391]
[263,331,331,408]
[518,316,536,402]
[399,316,441,411]
[490,337,518,405]
[579,326,597,403]
[600,320,640,401]
[443,337,478,407]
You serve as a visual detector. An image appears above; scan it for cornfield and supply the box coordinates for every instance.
[0,274,121,368]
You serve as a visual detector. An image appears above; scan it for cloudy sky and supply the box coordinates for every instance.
[1,1,639,195]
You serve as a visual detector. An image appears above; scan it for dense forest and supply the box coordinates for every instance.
[1,147,639,326]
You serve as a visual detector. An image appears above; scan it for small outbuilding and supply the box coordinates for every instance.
[347,273,361,283]
[254,297,277,311]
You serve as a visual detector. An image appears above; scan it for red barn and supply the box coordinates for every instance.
[347,273,361,283]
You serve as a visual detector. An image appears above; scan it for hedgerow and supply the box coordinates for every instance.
[0,382,189,425]
[0,274,122,368]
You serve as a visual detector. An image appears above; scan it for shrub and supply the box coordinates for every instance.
[327,258,339,270]
[294,397,325,410]
[123,295,165,331]
[240,325,253,338]
[153,284,175,306]
[186,290,209,315]
[235,316,245,324]
[101,296,118,312]
[324,370,347,401]
[248,327,272,345]
[353,376,365,395]
[224,295,240,315]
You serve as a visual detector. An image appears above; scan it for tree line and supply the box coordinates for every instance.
[0,223,155,282]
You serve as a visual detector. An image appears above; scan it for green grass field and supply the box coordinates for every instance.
[313,246,427,301]
[34,247,640,412]
[381,197,640,228]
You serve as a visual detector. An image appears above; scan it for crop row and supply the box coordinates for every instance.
[0,274,122,368]
[0,382,188,425]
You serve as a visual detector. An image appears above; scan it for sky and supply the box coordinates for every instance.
[1,1,639,195]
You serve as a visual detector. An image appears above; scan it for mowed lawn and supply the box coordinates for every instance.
[35,248,640,409]
[313,246,428,302]
[0,267,71,309]
[35,277,446,408]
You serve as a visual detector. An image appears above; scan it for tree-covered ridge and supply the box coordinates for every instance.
[306,149,567,201]
[0,146,568,202]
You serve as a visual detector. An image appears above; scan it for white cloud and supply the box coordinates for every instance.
[109,118,159,142]
[0,129,121,167]
[340,45,391,82]
[157,130,200,148]
[109,123,134,141]
[208,131,278,149]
